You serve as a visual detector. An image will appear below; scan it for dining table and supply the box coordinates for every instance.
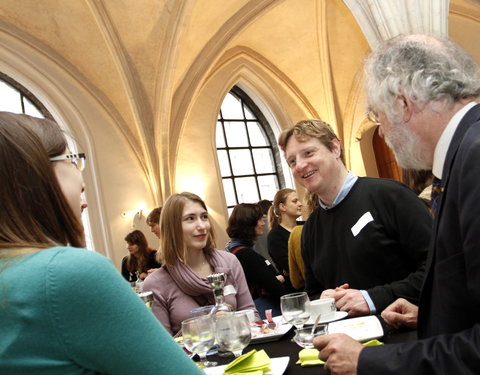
[205,316,417,375]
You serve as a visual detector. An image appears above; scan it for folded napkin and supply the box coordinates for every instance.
[224,349,271,374]
[296,339,384,367]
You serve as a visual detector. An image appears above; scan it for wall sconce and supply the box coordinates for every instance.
[121,202,148,227]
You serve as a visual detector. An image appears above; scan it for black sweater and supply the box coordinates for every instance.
[227,240,286,299]
[302,177,431,312]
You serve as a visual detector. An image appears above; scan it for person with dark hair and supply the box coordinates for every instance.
[121,229,161,283]
[143,192,258,336]
[315,34,480,374]
[0,112,203,374]
[279,119,431,317]
[267,188,303,293]
[146,207,162,238]
[226,203,286,318]
[253,199,276,269]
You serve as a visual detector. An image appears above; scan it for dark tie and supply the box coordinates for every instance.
[431,177,443,217]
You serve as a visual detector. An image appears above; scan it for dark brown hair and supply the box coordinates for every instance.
[226,203,263,241]
[0,112,85,256]
[124,230,155,273]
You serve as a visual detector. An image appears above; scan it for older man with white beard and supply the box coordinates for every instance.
[314,34,480,375]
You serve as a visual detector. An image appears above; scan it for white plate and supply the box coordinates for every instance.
[305,311,348,325]
[327,315,384,342]
[204,356,290,375]
[250,316,292,343]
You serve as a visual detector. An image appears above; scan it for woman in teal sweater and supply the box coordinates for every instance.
[0,112,203,375]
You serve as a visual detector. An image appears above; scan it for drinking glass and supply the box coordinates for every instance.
[293,325,328,348]
[214,311,252,358]
[181,315,217,367]
[280,292,311,329]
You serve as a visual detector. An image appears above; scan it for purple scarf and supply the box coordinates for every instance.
[165,249,236,306]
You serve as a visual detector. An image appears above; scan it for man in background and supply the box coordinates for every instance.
[146,207,162,239]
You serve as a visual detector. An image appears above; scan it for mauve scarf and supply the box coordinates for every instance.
[165,249,237,307]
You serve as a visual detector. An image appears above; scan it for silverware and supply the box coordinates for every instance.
[311,314,321,335]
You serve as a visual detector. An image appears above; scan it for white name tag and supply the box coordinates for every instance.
[351,211,374,237]
[224,284,236,296]
[265,260,271,266]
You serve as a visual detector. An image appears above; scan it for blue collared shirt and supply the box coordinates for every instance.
[318,171,358,210]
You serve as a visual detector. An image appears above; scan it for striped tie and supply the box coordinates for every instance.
[430,177,443,217]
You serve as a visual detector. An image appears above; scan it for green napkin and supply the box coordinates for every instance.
[296,339,384,367]
[224,349,271,374]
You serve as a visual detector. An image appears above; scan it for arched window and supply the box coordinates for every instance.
[0,72,94,250]
[216,86,286,212]
[0,72,52,118]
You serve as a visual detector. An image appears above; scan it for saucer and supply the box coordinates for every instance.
[305,311,348,325]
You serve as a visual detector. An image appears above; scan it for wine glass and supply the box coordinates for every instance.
[214,311,251,358]
[181,315,217,368]
[280,292,311,329]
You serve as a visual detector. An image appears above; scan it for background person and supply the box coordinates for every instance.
[143,192,258,336]
[279,119,432,317]
[253,199,277,270]
[146,206,162,238]
[226,203,286,318]
[287,225,305,290]
[121,229,161,283]
[0,112,203,374]
[314,34,480,375]
[267,188,303,294]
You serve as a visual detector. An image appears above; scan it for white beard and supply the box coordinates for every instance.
[384,120,432,170]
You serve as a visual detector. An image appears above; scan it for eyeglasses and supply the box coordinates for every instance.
[49,153,86,171]
[366,109,381,126]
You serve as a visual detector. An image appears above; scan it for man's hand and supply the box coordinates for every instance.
[381,298,418,329]
[321,283,349,299]
[322,284,370,317]
[314,333,363,375]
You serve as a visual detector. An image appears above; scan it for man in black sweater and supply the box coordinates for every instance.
[278,119,432,316]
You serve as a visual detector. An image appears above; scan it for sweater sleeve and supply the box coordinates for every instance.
[359,326,480,375]
[47,248,203,375]
[120,255,131,282]
[301,218,323,299]
[267,227,289,274]
[235,247,286,298]
[143,271,177,336]
[226,251,261,319]
[288,226,305,290]
[367,186,431,311]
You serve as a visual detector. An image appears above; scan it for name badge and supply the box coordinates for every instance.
[351,211,374,237]
[224,284,236,296]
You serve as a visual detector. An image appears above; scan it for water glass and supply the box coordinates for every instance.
[214,311,251,357]
[181,315,217,367]
[280,292,311,329]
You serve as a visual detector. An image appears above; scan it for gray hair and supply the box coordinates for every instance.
[364,34,480,115]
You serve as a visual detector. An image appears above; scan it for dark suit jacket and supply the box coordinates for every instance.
[359,104,480,374]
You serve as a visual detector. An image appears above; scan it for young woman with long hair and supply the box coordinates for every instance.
[0,112,203,374]
[121,229,161,282]
[267,188,304,292]
[143,192,258,336]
